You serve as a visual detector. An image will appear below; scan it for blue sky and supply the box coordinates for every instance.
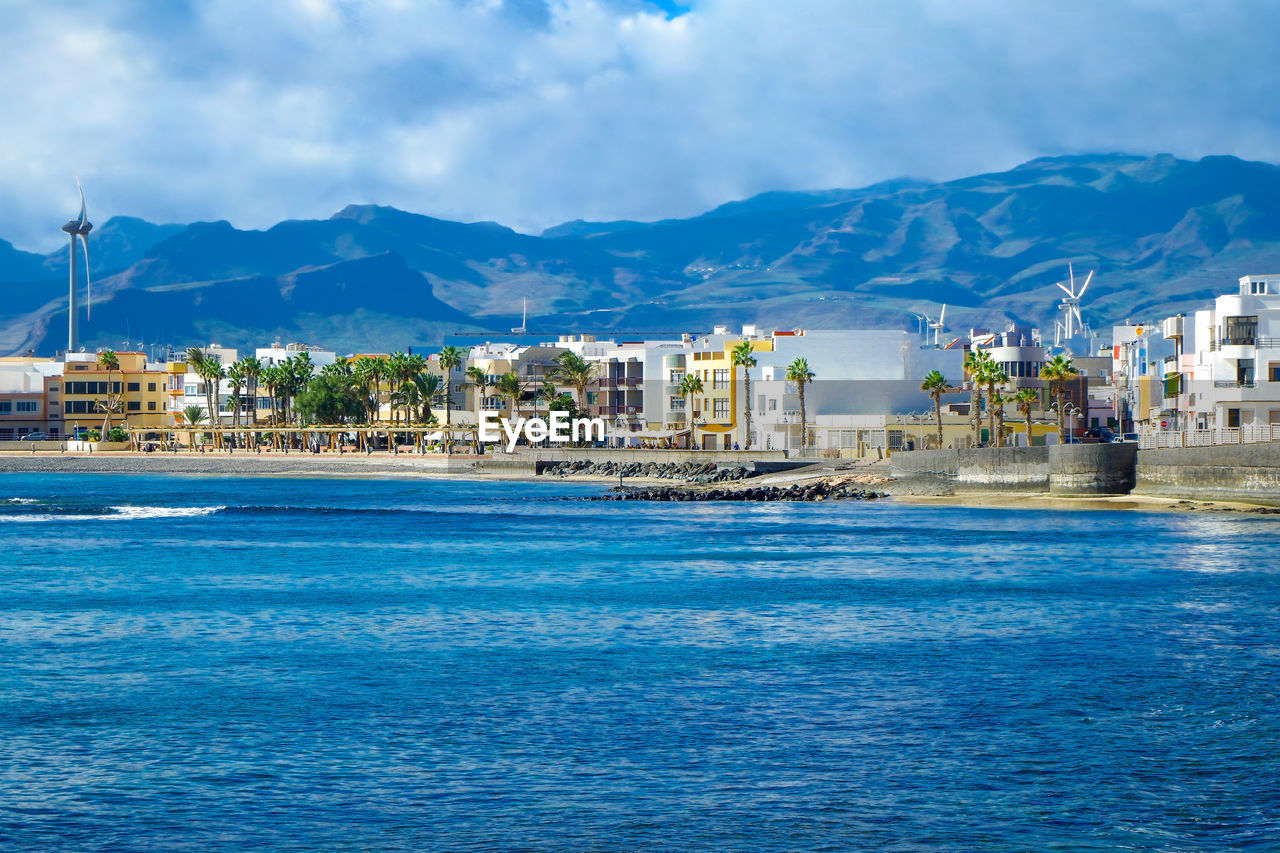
[3,0,1279,251]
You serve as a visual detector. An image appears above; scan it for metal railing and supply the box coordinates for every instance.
[1138,424,1280,449]
[1213,380,1257,389]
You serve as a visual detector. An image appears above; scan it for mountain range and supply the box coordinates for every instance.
[4,152,1280,357]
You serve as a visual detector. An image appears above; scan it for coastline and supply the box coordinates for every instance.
[3,451,1277,513]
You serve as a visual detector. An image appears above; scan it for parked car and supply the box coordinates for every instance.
[18,432,50,441]
[1113,433,1139,443]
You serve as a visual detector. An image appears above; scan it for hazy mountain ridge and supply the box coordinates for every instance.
[4,152,1280,356]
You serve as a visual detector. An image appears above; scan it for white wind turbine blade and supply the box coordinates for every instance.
[1072,303,1084,327]
[81,234,91,320]
[939,303,947,325]
[75,177,88,228]
[1076,270,1093,300]
[1055,280,1074,297]
[1068,262,1075,295]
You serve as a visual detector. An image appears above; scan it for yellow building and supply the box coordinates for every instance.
[684,338,774,449]
[61,351,171,434]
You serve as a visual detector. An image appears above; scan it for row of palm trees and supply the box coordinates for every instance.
[919,353,1080,449]
[174,343,824,451]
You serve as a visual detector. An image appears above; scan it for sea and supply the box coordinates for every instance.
[1,472,1278,852]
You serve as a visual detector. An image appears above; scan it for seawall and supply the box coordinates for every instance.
[1134,444,1280,505]
[890,444,1136,496]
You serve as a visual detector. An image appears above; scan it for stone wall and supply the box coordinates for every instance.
[891,444,1136,495]
[1135,443,1280,504]
[890,447,1049,494]
[1048,443,1137,495]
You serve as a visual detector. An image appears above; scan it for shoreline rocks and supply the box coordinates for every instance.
[543,460,754,484]
[594,480,887,502]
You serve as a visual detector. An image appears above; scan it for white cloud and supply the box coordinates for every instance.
[1,0,1278,251]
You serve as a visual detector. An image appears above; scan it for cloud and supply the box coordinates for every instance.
[1,0,1278,251]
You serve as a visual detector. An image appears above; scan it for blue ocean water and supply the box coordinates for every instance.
[1,473,1278,852]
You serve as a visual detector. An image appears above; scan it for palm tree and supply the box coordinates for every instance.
[1040,354,1080,441]
[731,341,758,449]
[96,349,120,434]
[437,346,464,428]
[495,371,524,420]
[285,353,314,425]
[352,356,387,423]
[412,373,443,424]
[182,404,206,448]
[390,380,421,429]
[990,389,1011,448]
[466,366,490,423]
[535,380,558,420]
[963,349,993,446]
[226,360,247,431]
[981,363,1010,447]
[786,357,815,448]
[1014,387,1039,446]
[240,355,263,426]
[261,365,286,427]
[202,359,225,433]
[547,350,597,411]
[920,369,950,449]
[677,372,704,449]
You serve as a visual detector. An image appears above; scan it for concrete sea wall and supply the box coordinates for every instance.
[890,447,1048,494]
[891,444,1136,496]
[1135,444,1280,505]
[1049,443,1137,495]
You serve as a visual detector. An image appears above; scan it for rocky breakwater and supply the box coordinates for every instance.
[543,460,755,484]
[596,475,888,503]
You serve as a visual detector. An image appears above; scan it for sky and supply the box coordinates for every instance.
[3,0,1279,252]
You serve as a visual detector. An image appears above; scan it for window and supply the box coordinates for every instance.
[1252,280,1269,294]
[1270,362,1280,383]
[0,402,9,413]
[147,382,157,392]
[127,382,140,392]
[713,398,730,419]
[1228,408,1241,429]
[713,369,730,389]
[669,371,685,384]
[16,401,37,413]
[127,402,141,412]
[1223,315,1258,346]
[64,401,93,414]
[148,401,157,411]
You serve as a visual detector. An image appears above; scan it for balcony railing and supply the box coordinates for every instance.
[1213,380,1256,388]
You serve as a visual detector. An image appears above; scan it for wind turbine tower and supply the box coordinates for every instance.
[60,180,93,354]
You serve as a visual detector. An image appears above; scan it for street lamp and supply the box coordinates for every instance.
[1049,402,1084,442]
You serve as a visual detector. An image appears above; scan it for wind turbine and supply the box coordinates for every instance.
[924,304,947,347]
[60,178,93,353]
[1053,263,1093,344]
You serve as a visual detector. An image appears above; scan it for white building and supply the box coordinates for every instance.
[1175,274,1280,430]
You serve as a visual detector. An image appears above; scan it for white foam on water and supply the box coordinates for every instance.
[0,505,224,523]
[4,498,39,504]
